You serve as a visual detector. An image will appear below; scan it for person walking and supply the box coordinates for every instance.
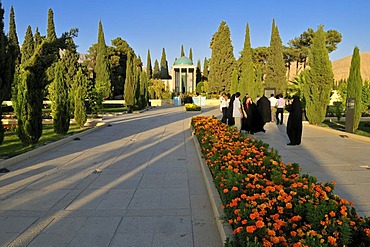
[220,94,229,124]
[232,92,243,131]
[243,97,265,134]
[286,95,303,145]
[269,94,277,122]
[227,94,236,126]
[257,95,271,124]
[275,94,286,125]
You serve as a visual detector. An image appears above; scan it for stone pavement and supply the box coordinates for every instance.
[208,107,370,217]
[0,106,222,247]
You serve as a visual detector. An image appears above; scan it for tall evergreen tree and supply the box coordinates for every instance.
[94,20,111,100]
[8,6,20,66]
[189,48,193,61]
[49,61,70,134]
[146,49,152,78]
[153,59,160,79]
[304,25,333,125]
[265,19,286,96]
[139,70,149,109]
[239,23,254,97]
[74,68,87,128]
[34,27,43,48]
[160,48,170,79]
[230,67,239,94]
[124,52,135,112]
[347,46,363,130]
[47,8,57,41]
[209,21,235,93]
[21,26,34,63]
[196,59,202,84]
[180,45,185,57]
[202,57,209,81]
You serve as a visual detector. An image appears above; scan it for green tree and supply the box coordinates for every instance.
[74,68,87,128]
[146,49,152,78]
[230,66,239,95]
[153,59,160,79]
[34,27,43,48]
[209,21,235,93]
[189,48,193,61]
[304,25,333,125]
[362,80,370,112]
[265,19,286,96]
[94,21,111,100]
[47,8,57,41]
[239,23,254,98]
[160,48,170,79]
[180,45,185,57]
[8,6,20,66]
[124,52,135,111]
[49,61,70,134]
[202,57,209,81]
[21,26,34,63]
[139,70,149,109]
[346,46,363,130]
[196,59,202,84]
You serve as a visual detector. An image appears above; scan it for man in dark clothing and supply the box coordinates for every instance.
[286,95,303,145]
[257,95,271,124]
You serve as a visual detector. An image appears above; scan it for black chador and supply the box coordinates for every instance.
[286,95,303,145]
[257,95,272,124]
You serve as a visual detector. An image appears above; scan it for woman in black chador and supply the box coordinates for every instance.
[227,94,235,126]
[256,95,271,124]
[286,95,303,145]
[242,97,265,134]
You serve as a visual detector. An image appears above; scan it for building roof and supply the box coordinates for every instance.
[174,56,193,65]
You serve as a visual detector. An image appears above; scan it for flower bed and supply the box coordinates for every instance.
[184,103,201,111]
[191,116,370,247]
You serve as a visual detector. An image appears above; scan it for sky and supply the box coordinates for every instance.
[2,0,370,68]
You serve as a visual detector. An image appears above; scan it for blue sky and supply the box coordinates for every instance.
[2,0,370,67]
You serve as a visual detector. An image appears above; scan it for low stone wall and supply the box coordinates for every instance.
[149,99,173,106]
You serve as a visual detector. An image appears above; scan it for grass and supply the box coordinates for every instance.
[0,124,87,159]
[321,120,370,138]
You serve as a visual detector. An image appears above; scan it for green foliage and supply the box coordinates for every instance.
[265,19,287,96]
[196,59,202,84]
[146,49,152,78]
[148,79,165,99]
[189,48,193,61]
[209,21,235,93]
[21,26,34,64]
[196,81,209,94]
[47,8,57,41]
[239,23,254,97]
[362,80,370,112]
[160,48,170,79]
[304,25,333,125]
[202,57,209,81]
[138,70,149,109]
[34,27,43,49]
[153,59,160,79]
[347,46,363,130]
[230,67,239,95]
[94,21,111,100]
[73,68,87,128]
[124,53,135,106]
[180,45,185,57]
[49,61,70,134]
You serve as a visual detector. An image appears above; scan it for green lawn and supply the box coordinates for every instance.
[321,120,370,138]
[0,124,87,159]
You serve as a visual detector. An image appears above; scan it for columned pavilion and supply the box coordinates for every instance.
[170,56,197,94]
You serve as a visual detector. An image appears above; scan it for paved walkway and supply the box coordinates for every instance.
[208,107,370,217]
[0,107,222,247]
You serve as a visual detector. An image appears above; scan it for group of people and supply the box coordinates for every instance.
[220,92,303,145]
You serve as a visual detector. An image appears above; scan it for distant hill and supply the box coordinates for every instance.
[332,52,370,82]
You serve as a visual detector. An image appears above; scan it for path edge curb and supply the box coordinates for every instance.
[191,131,234,245]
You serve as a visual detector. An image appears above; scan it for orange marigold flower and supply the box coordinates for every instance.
[270,236,280,244]
[256,220,265,228]
[242,219,247,225]
[291,215,301,222]
[328,236,336,245]
[290,231,297,237]
[246,225,256,233]
[286,203,293,209]
[329,211,336,217]
[232,186,238,191]
[223,188,229,193]
[233,226,243,235]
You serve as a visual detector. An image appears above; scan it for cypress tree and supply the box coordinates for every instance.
[8,6,20,66]
[21,26,34,63]
[139,70,149,109]
[230,67,239,94]
[160,48,169,79]
[265,19,286,96]
[94,21,111,100]
[189,48,193,61]
[34,27,42,48]
[347,46,362,130]
[49,61,70,134]
[153,59,160,79]
[134,56,142,108]
[47,8,57,41]
[239,23,254,97]
[146,49,152,78]
[180,45,185,57]
[209,21,235,93]
[74,68,87,128]
[196,59,202,83]
[202,57,208,81]
[124,52,135,112]
[304,25,333,125]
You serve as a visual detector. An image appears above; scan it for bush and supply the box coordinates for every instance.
[184,103,201,111]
